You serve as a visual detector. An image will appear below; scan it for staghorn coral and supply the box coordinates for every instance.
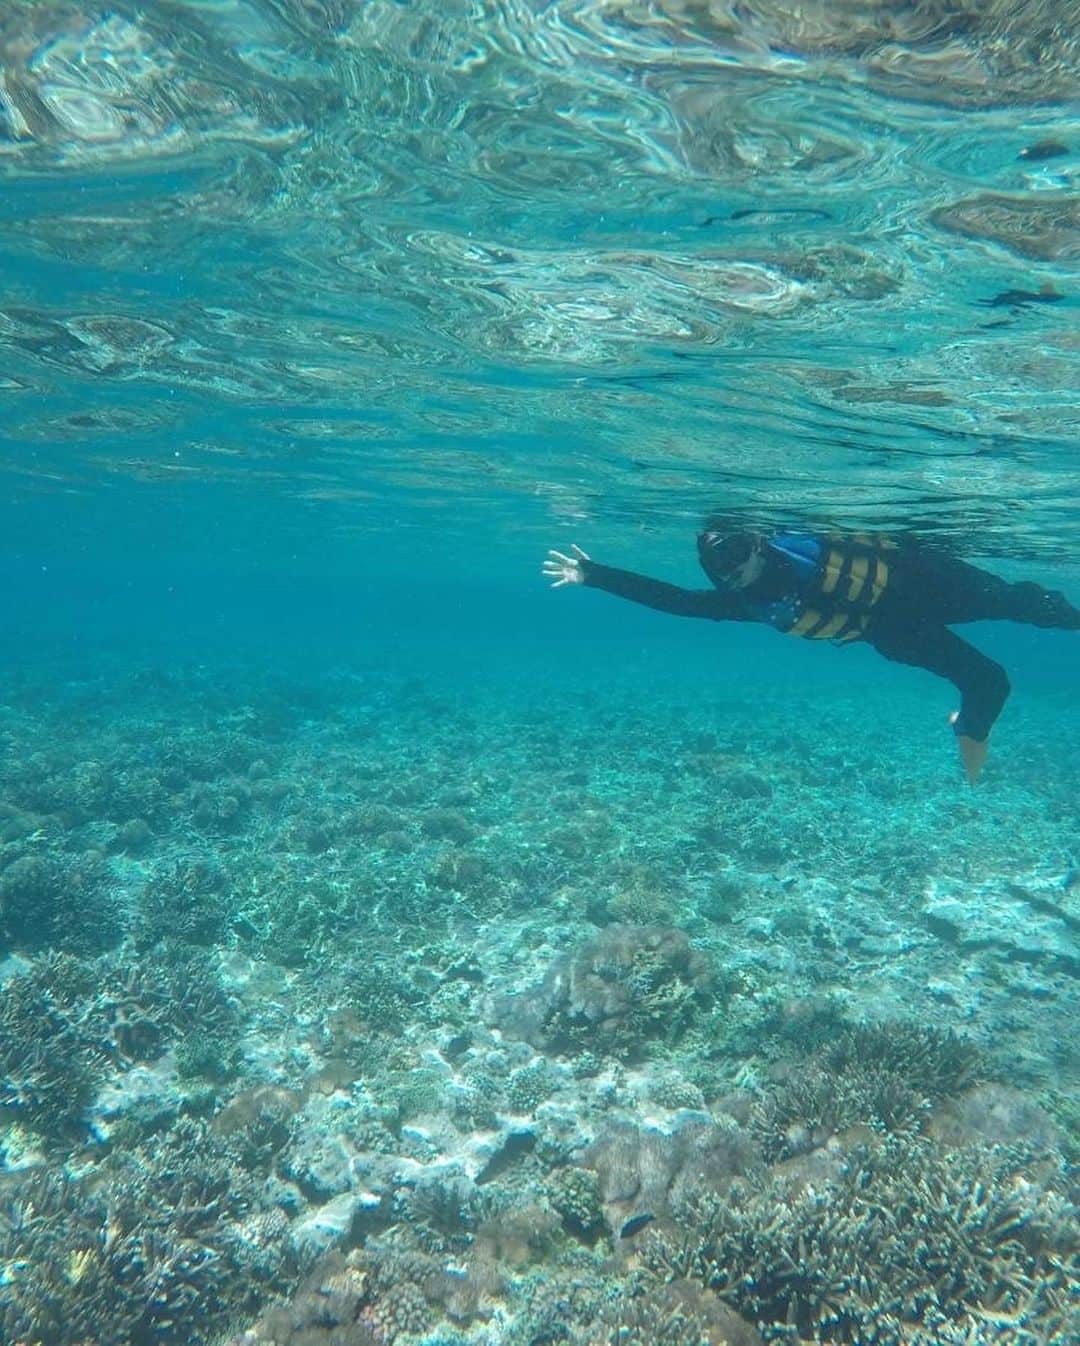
[175,1030,242,1082]
[498,924,713,1060]
[752,1060,925,1162]
[0,953,106,1137]
[104,945,241,1057]
[0,947,241,1141]
[752,1020,985,1161]
[0,1118,299,1346]
[133,853,233,948]
[824,1021,983,1097]
[643,1134,1079,1344]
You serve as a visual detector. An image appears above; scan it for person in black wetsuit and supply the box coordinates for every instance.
[543,530,1080,784]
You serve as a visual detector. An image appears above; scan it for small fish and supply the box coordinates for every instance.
[1019,140,1067,161]
[714,207,832,226]
[980,284,1063,309]
[619,1211,655,1239]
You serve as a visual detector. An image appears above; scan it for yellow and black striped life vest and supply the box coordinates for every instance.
[765,532,897,644]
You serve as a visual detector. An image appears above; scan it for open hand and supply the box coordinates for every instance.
[543,544,590,587]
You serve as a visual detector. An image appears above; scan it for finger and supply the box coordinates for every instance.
[570,544,589,559]
[550,578,569,588]
[548,550,573,564]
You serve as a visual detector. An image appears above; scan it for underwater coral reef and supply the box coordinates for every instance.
[0,665,1076,1345]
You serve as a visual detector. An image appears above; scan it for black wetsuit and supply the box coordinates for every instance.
[581,535,1080,742]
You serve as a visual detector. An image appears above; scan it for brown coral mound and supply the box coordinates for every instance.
[224,1252,375,1346]
[584,1115,756,1242]
[593,1277,763,1346]
[228,1240,498,1346]
[497,923,713,1059]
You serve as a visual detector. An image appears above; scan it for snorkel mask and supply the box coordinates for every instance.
[698,531,766,590]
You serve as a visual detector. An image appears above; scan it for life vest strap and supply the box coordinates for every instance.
[786,607,868,641]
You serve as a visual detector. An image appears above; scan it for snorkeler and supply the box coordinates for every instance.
[543,530,1080,785]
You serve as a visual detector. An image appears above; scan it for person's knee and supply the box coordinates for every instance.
[958,661,1010,742]
[986,661,1011,715]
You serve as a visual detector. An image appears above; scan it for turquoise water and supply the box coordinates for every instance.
[1,4,1078,1344]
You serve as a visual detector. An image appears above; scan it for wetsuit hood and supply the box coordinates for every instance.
[698,531,765,589]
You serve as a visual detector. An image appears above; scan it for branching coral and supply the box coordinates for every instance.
[824,1021,983,1097]
[752,1020,985,1161]
[506,1060,557,1113]
[0,954,106,1137]
[643,1135,1079,1343]
[0,948,241,1141]
[0,1118,299,1346]
[133,853,233,948]
[345,959,423,1033]
[543,1165,605,1242]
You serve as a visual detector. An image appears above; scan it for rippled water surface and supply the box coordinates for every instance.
[2,10,1079,1346]
[1,0,1078,574]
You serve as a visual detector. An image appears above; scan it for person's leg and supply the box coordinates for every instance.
[871,621,1010,744]
[987,578,1080,629]
[902,550,1080,628]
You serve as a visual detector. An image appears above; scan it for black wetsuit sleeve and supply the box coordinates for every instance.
[580,560,751,621]
[870,621,1010,742]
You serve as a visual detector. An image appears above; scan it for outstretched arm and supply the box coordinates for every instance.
[543,546,751,621]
